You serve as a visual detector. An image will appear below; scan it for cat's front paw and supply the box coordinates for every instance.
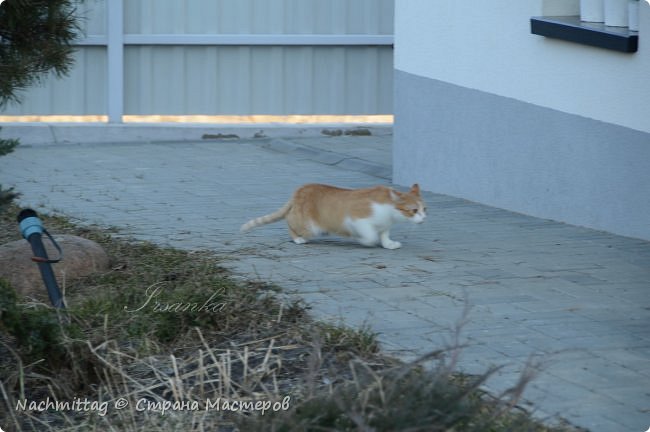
[382,240,402,250]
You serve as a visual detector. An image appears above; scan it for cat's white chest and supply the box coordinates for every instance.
[344,203,400,235]
[368,203,400,229]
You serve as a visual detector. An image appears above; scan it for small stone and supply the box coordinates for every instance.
[0,235,110,301]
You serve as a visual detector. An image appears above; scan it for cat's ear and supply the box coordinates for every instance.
[410,183,420,196]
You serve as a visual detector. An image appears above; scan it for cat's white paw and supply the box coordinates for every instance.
[382,240,402,250]
[293,237,307,245]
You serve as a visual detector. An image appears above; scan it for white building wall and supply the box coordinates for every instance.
[395,0,650,134]
[394,0,650,240]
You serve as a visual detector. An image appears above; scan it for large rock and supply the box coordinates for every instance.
[0,235,110,301]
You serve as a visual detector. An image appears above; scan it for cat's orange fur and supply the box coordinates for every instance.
[241,183,426,249]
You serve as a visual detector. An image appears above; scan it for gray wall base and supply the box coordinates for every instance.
[394,69,650,240]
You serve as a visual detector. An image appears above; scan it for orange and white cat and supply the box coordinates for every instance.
[241,183,426,249]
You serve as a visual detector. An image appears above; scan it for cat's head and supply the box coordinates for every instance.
[394,184,427,223]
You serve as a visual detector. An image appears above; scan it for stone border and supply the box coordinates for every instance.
[0,123,393,147]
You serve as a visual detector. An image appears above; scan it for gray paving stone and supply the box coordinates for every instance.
[602,385,650,412]
[2,130,649,432]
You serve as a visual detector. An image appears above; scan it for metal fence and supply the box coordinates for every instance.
[0,0,394,122]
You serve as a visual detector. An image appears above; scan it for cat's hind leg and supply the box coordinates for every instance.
[380,231,402,250]
[286,211,311,244]
[288,226,308,244]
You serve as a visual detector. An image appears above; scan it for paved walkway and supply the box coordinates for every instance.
[1,128,649,431]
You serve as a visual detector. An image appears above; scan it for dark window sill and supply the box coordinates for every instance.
[531,16,638,53]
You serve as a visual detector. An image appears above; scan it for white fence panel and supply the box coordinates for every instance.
[123,0,393,35]
[3,48,107,116]
[124,46,392,115]
[0,0,393,120]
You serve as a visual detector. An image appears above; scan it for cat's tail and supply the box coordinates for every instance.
[240,200,292,233]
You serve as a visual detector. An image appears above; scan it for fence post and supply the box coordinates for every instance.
[107,0,124,123]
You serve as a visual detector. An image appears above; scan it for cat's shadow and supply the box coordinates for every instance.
[285,237,358,248]
[283,237,404,251]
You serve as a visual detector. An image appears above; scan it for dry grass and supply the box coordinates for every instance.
[0,205,583,432]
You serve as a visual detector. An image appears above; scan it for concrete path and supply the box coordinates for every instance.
[1,127,648,432]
